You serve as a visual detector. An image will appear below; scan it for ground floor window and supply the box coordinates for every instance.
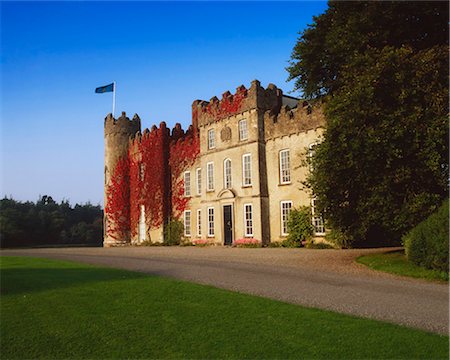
[244,203,253,237]
[197,209,202,236]
[280,201,293,236]
[184,210,191,237]
[311,198,325,235]
[208,207,215,237]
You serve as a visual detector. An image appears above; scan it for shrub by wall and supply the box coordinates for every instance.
[163,219,184,246]
[286,207,314,247]
[403,199,449,272]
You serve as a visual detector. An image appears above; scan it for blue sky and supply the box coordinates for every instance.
[1,1,328,206]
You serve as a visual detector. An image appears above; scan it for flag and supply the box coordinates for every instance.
[95,83,114,94]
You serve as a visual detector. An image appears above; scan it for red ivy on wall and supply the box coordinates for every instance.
[106,127,200,241]
[204,88,247,121]
[105,156,130,240]
[169,133,200,219]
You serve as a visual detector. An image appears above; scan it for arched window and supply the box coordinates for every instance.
[224,158,232,189]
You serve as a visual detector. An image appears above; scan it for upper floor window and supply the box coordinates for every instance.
[208,129,215,149]
[139,163,145,181]
[242,154,252,186]
[207,162,214,191]
[184,210,191,237]
[184,171,191,197]
[239,119,248,141]
[309,142,319,172]
[279,149,291,184]
[196,168,202,195]
[244,203,253,237]
[224,159,232,189]
[280,201,293,236]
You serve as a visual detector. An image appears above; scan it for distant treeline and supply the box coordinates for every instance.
[0,196,103,248]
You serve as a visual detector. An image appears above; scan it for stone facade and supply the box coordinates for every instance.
[104,80,325,246]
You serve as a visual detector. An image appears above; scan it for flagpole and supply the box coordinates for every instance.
[112,81,116,118]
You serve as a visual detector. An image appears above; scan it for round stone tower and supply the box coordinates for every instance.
[104,111,141,247]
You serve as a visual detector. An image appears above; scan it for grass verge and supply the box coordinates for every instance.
[1,256,448,359]
[356,250,448,282]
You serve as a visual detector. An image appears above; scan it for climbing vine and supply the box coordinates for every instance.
[170,132,200,219]
[105,156,130,240]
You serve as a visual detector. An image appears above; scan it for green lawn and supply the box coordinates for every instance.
[357,250,449,282]
[1,256,448,359]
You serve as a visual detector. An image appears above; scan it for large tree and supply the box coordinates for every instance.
[287,1,449,247]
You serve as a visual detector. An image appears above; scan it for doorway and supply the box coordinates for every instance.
[223,205,233,246]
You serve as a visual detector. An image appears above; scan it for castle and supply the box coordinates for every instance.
[104,80,325,246]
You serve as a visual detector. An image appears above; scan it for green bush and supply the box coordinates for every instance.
[163,219,184,246]
[403,200,449,272]
[305,240,335,249]
[325,229,352,249]
[286,207,314,247]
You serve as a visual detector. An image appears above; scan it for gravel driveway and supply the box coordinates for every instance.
[1,247,448,335]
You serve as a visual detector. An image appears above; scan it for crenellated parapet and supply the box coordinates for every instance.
[192,79,282,127]
[104,112,141,137]
[264,101,326,141]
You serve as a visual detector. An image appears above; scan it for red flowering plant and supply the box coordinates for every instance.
[233,238,261,248]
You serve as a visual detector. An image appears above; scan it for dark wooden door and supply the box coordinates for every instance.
[223,205,233,246]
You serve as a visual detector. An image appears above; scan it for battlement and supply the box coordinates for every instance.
[264,101,325,140]
[104,112,141,137]
[192,79,282,127]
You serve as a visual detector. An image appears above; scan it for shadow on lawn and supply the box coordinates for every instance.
[0,267,145,296]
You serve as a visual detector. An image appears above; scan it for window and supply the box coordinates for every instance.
[280,201,293,236]
[239,119,248,141]
[208,207,215,237]
[197,209,202,236]
[242,154,252,186]
[279,149,291,184]
[311,198,325,235]
[184,171,191,197]
[196,168,201,195]
[309,142,319,172]
[207,162,214,191]
[208,129,215,149]
[139,163,145,181]
[184,210,191,237]
[224,159,232,189]
[244,204,253,237]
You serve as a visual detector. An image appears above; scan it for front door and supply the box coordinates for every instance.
[223,205,233,246]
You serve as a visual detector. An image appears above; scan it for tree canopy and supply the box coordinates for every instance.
[287,1,449,247]
[0,196,103,248]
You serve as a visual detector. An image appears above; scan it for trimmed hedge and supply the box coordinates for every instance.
[403,200,449,272]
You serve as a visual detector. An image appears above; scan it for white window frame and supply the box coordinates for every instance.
[208,129,215,149]
[196,168,201,195]
[280,201,293,236]
[207,162,214,191]
[279,149,291,184]
[184,210,191,237]
[224,158,232,189]
[242,153,252,186]
[207,207,215,237]
[309,142,319,172]
[184,171,191,197]
[243,203,253,237]
[197,209,202,236]
[238,119,248,141]
[311,197,325,235]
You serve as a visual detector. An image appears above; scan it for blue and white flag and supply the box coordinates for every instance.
[95,83,114,93]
